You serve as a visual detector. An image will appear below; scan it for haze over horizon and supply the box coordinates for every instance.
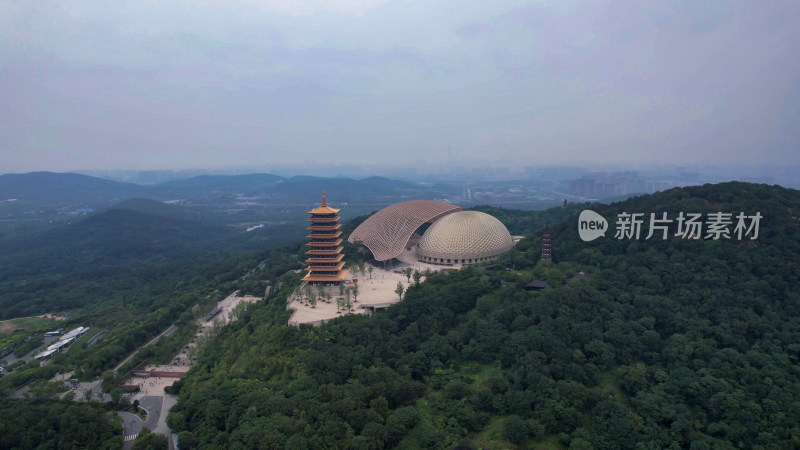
[2,0,798,173]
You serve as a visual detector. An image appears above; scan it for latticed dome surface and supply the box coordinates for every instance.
[417,211,513,264]
[348,200,462,261]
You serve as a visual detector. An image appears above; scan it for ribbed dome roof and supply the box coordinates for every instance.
[348,200,462,261]
[417,211,513,260]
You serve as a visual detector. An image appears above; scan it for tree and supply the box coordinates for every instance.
[308,289,318,308]
[345,288,352,311]
[110,388,123,404]
[395,282,405,300]
[304,284,313,305]
[368,265,374,279]
[503,414,529,444]
[387,406,420,435]
[133,428,169,450]
[403,267,413,282]
[292,286,301,303]
[177,431,198,449]
[413,270,422,286]
[352,284,359,303]
[316,284,325,301]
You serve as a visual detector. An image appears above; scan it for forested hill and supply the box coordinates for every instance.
[0,208,233,281]
[0,171,455,207]
[169,182,800,449]
[0,171,148,206]
[0,201,306,319]
[110,197,211,223]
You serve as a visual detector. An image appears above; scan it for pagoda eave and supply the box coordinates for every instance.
[306,224,342,231]
[305,261,346,272]
[306,216,341,223]
[305,239,343,247]
[306,255,345,264]
[306,231,343,239]
[301,269,349,283]
[306,246,344,255]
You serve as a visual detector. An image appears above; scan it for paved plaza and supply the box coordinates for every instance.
[288,248,458,326]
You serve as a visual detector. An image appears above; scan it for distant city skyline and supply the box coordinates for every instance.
[1,1,798,172]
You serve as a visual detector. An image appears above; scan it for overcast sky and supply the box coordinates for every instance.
[1,0,798,173]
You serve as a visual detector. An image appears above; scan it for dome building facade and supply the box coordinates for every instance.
[417,211,514,265]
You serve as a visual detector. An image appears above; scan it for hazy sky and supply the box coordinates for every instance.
[1,0,798,172]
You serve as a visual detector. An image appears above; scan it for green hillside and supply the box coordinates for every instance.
[0,204,301,319]
[168,182,800,449]
[0,209,231,282]
[109,198,210,223]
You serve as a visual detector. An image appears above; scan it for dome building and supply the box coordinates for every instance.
[348,201,514,266]
[417,211,514,265]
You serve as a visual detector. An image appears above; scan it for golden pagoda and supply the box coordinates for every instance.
[302,191,349,285]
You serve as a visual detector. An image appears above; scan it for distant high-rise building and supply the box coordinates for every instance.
[302,192,348,285]
[541,226,552,261]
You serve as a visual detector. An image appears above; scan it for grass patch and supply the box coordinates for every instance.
[468,416,513,449]
[14,317,55,329]
[462,361,501,388]
[66,330,95,353]
[0,316,54,335]
[594,370,628,403]
[414,396,437,428]
[525,434,563,450]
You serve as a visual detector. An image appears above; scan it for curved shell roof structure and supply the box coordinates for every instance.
[417,211,514,261]
[348,200,462,261]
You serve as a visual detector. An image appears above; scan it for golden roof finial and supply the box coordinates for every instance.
[321,190,327,207]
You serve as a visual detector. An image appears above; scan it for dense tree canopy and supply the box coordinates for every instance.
[169,183,800,448]
[0,400,122,449]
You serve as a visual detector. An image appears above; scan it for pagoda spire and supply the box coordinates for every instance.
[321,190,327,207]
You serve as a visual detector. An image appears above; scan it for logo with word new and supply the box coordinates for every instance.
[578,210,762,242]
[578,210,608,241]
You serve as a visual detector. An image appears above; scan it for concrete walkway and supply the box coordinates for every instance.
[154,394,178,436]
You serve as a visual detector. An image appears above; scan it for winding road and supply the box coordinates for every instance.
[118,395,164,448]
